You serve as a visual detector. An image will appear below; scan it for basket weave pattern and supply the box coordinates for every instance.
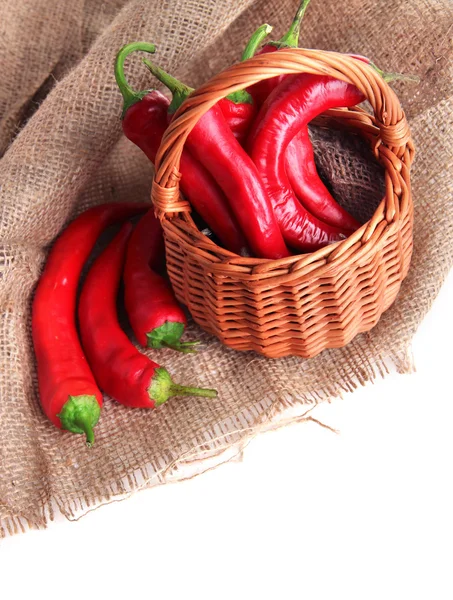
[151,49,414,358]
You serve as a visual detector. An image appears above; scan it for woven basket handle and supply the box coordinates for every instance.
[151,48,413,220]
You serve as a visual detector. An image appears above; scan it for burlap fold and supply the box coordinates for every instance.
[1,0,452,537]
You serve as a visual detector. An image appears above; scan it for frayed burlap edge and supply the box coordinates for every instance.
[0,343,415,539]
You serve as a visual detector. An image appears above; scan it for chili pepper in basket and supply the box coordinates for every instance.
[247,74,365,251]
[142,57,290,260]
[243,29,406,230]
[285,126,360,231]
[124,208,198,352]
[241,3,358,232]
[285,54,412,230]
[217,23,273,144]
[79,223,217,408]
[247,0,311,107]
[32,202,148,446]
[115,43,247,255]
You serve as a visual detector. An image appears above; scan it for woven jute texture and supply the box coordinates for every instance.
[0,0,452,536]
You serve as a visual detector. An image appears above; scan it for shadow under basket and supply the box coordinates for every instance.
[151,48,415,359]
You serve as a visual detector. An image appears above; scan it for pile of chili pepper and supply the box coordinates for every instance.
[114,0,408,259]
[33,203,217,446]
[33,0,409,445]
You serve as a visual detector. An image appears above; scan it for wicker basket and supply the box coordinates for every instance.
[151,48,414,359]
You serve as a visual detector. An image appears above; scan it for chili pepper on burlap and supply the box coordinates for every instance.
[79,223,217,408]
[115,43,247,255]
[124,208,198,353]
[32,202,147,445]
[143,57,290,259]
[247,74,365,251]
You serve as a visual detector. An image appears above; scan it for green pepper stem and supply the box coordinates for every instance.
[226,88,254,105]
[274,0,311,48]
[169,384,218,398]
[241,23,273,61]
[142,58,194,113]
[163,340,200,354]
[370,62,420,84]
[148,367,218,406]
[78,420,95,447]
[146,322,199,353]
[114,42,157,116]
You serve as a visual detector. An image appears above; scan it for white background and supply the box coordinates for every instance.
[1,270,452,600]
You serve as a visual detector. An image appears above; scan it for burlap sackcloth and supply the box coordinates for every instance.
[0,0,452,537]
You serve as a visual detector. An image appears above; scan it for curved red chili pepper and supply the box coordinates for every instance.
[124,208,198,353]
[243,8,407,235]
[247,74,365,251]
[115,43,247,255]
[244,41,391,232]
[186,106,290,258]
[285,128,360,231]
[143,58,290,260]
[241,3,360,239]
[284,53,392,231]
[79,224,217,409]
[282,52,375,233]
[242,4,358,234]
[32,202,148,445]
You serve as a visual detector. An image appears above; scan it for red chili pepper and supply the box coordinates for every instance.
[32,202,148,445]
[283,54,405,231]
[247,0,311,107]
[217,24,273,144]
[242,10,409,235]
[247,74,365,251]
[242,5,359,232]
[143,58,290,260]
[242,4,358,233]
[79,224,218,408]
[217,94,256,145]
[285,127,360,231]
[245,32,399,232]
[115,43,247,255]
[124,208,198,353]
[286,54,385,230]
